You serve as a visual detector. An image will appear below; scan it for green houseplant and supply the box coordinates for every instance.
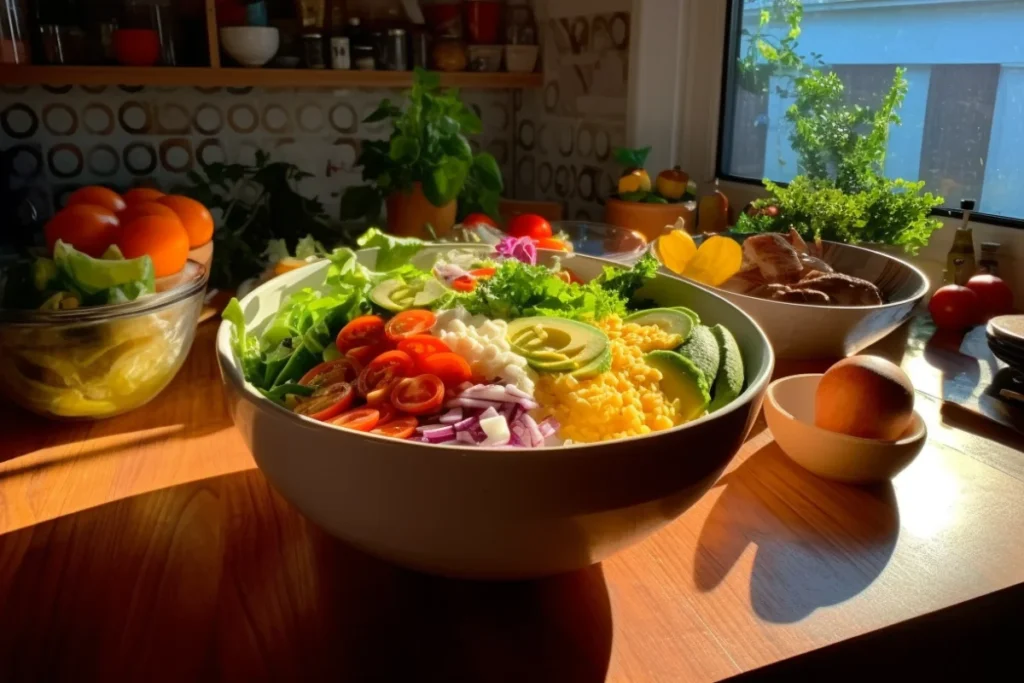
[341,69,504,238]
[734,1,943,254]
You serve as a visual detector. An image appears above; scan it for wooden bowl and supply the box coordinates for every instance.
[765,374,926,484]
[603,198,696,242]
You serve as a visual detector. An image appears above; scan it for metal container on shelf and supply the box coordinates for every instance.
[303,32,326,68]
[381,27,408,71]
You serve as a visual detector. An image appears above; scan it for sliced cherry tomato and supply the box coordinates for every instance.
[336,315,386,353]
[397,335,451,364]
[299,358,361,388]
[391,374,445,415]
[330,407,380,432]
[535,237,569,251]
[357,350,415,396]
[366,380,398,407]
[345,344,389,366]
[506,214,552,240]
[469,267,496,279]
[461,212,498,229]
[371,415,418,439]
[385,309,437,341]
[419,352,472,387]
[376,401,398,425]
[292,382,354,421]
[452,276,476,292]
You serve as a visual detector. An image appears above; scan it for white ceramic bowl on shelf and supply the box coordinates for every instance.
[220,26,280,67]
[765,373,927,484]
[217,246,774,579]
[656,237,929,360]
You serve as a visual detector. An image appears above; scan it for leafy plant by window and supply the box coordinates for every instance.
[734,0,943,253]
[341,69,504,223]
[174,151,339,288]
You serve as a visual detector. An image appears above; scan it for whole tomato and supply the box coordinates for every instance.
[965,274,1014,320]
[506,214,552,240]
[460,213,498,229]
[928,285,980,331]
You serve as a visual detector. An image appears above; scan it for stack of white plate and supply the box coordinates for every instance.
[987,315,1024,372]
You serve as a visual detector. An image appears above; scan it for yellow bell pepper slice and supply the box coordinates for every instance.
[683,236,743,287]
[657,230,698,274]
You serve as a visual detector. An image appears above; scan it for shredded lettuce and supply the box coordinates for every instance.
[223,298,265,383]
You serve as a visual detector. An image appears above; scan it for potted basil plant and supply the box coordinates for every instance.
[341,69,504,238]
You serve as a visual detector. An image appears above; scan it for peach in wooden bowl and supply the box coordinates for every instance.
[216,248,774,579]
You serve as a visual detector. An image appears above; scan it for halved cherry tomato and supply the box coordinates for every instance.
[419,352,472,386]
[345,344,389,366]
[385,309,437,342]
[452,276,476,292]
[469,267,496,278]
[397,335,451,364]
[366,380,397,407]
[357,350,415,396]
[507,214,552,240]
[293,382,354,421]
[330,407,380,432]
[371,415,418,439]
[535,237,569,251]
[336,315,386,353]
[391,374,445,415]
[299,358,361,388]
[376,401,398,425]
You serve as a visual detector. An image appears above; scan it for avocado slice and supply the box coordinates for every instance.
[676,325,721,386]
[507,316,608,373]
[671,306,701,327]
[370,278,446,312]
[709,324,745,412]
[571,347,612,379]
[644,350,711,421]
[624,308,693,343]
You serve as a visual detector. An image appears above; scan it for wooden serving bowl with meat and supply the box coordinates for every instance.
[671,232,928,359]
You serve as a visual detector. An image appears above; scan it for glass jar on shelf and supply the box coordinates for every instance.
[35,0,88,65]
[1,0,32,64]
[122,0,178,66]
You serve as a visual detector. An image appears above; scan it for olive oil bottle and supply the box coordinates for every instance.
[944,199,977,285]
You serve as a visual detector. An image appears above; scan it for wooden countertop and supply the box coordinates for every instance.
[2,319,1023,682]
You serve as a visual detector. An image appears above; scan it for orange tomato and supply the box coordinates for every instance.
[44,204,120,257]
[66,186,126,214]
[122,187,165,205]
[118,201,182,229]
[116,215,189,277]
[158,195,214,248]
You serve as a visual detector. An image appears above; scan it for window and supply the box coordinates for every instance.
[718,0,1024,224]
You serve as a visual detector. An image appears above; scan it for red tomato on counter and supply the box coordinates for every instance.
[461,213,498,229]
[929,285,980,330]
[966,274,1014,320]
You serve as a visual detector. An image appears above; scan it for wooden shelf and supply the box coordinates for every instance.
[0,66,543,90]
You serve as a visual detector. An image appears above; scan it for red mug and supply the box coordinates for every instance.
[464,1,502,45]
[114,29,161,66]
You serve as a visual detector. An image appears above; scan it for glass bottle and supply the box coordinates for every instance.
[944,199,976,285]
[979,242,1000,277]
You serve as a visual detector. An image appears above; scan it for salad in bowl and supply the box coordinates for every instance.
[218,230,772,577]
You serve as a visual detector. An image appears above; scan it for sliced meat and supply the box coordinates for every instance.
[787,227,809,254]
[789,273,883,306]
[751,283,832,304]
[742,233,805,283]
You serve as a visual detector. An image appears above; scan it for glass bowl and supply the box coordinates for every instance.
[0,260,209,420]
[550,220,648,264]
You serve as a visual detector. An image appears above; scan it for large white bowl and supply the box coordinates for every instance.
[660,238,929,360]
[216,247,774,579]
[220,26,280,67]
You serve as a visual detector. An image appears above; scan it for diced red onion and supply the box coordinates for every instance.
[439,407,463,424]
[461,385,510,402]
[422,425,456,442]
[447,397,505,410]
[479,406,499,420]
[453,416,479,431]
[504,384,532,401]
[456,431,477,444]
[538,417,559,438]
[521,414,544,448]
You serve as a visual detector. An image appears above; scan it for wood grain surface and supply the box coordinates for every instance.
[2,320,1024,682]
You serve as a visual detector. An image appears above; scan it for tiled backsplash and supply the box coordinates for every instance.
[515,4,630,221]
[0,84,514,220]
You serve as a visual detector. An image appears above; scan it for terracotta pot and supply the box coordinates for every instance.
[386,183,457,238]
[604,198,696,242]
